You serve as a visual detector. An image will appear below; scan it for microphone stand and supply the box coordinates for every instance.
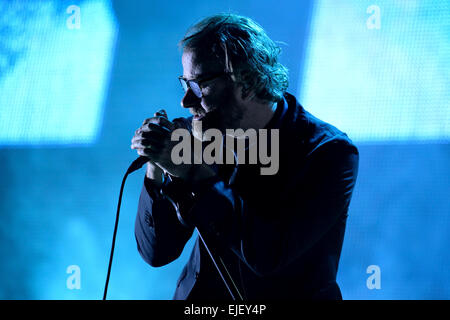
[103,156,243,301]
[164,174,243,301]
[196,228,243,301]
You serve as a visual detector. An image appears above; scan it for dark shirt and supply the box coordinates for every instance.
[135,92,359,300]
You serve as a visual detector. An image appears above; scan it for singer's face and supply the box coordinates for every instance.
[181,50,244,140]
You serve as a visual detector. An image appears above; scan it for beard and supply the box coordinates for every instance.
[192,91,244,142]
[192,108,221,141]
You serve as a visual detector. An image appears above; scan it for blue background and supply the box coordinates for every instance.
[0,0,448,299]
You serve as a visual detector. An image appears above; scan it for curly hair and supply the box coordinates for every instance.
[179,13,289,103]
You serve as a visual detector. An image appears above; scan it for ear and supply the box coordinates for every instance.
[237,84,256,102]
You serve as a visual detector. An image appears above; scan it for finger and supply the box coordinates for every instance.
[154,109,167,118]
[131,128,168,150]
[135,147,161,159]
[141,123,172,136]
[141,129,167,140]
[143,116,175,131]
[133,129,165,142]
[136,148,151,158]
[136,123,167,136]
[131,138,165,150]
[131,136,165,148]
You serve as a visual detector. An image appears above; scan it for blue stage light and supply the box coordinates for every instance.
[0,0,117,145]
[298,0,450,143]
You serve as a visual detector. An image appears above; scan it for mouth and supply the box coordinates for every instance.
[191,108,221,129]
[193,114,205,121]
[190,108,205,121]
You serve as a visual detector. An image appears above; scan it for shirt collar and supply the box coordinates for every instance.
[264,96,288,129]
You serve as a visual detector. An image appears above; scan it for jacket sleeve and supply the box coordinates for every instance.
[135,176,194,267]
[184,138,359,276]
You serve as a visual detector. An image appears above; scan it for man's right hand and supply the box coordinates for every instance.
[131,110,175,187]
[131,109,217,185]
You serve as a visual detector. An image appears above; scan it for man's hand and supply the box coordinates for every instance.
[131,110,216,184]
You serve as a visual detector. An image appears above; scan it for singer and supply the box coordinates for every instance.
[131,14,359,300]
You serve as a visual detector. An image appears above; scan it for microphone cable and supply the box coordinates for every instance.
[102,156,243,300]
[103,156,148,300]
[103,152,244,300]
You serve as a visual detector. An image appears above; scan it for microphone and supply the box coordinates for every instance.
[104,112,194,300]
[126,156,148,174]
[126,116,191,175]
[104,113,242,301]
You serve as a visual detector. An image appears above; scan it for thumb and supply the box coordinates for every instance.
[154,109,168,119]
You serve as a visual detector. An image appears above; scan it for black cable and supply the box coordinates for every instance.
[103,156,243,301]
[103,157,147,300]
[197,231,243,300]
[164,184,243,301]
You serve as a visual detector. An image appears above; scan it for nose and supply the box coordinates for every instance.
[181,88,201,108]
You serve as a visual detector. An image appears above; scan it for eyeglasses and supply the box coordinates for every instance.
[178,72,230,98]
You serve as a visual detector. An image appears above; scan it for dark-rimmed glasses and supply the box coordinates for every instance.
[178,72,231,98]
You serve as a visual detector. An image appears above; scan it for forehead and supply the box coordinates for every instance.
[182,50,222,79]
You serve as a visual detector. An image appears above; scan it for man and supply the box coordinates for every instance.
[131,13,359,300]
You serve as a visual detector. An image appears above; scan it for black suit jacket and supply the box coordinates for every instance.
[135,92,359,300]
